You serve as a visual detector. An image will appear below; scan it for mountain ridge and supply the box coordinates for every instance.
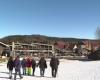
[0,34,95,45]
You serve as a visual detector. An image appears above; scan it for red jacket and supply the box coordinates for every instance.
[26,58,32,67]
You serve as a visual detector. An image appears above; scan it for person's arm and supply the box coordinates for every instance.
[50,59,52,67]
[45,60,47,68]
[7,61,9,68]
[57,58,59,65]
[34,60,36,67]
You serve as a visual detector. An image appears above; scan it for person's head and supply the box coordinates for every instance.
[23,56,26,59]
[9,56,13,60]
[41,56,45,60]
[15,55,20,60]
[52,55,56,58]
[32,57,35,60]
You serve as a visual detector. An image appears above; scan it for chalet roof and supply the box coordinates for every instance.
[54,41,65,49]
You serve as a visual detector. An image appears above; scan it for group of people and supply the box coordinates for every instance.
[7,55,59,80]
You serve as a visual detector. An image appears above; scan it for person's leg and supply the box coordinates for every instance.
[42,68,45,77]
[14,70,17,80]
[9,70,11,78]
[11,70,12,78]
[23,67,26,75]
[22,68,24,75]
[19,70,23,79]
[28,67,31,75]
[26,67,28,75]
[51,68,54,77]
[27,67,29,75]
[29,67,32,75]
[25,67,26,75]
[32,67,35,76]
[40,68,42,76]
[54,68,58,77]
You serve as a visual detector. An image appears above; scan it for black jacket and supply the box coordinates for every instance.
[38,57,47,69]
[7,60,14,70]
[32,59,36,68]
[50,57,59,69]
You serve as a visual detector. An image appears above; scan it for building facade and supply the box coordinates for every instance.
[0,42,9,56]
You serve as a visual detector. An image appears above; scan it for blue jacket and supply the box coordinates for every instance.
[14,59,21,71]
[21,59,26,68]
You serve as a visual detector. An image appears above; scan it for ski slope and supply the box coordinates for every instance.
[0,59,100,80]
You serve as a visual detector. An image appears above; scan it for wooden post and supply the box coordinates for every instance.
[12,42,15,57]
[52,45,55,56]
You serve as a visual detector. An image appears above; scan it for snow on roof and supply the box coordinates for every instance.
[0,42,9,47]
[73,45,77,49]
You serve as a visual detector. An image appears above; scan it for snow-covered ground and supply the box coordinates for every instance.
[0,59,100,80]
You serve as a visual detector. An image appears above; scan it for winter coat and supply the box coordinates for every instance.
[26,58,32,67]
[14,58,21,71]
[38,57,47,69]
[50,57,59,69]
[7,60,14,70]
[21,59,26,68]
[31,59,36,68]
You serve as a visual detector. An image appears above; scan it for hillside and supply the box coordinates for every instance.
[0,35,89,45]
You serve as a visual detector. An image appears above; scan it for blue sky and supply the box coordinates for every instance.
[0,0,100,39]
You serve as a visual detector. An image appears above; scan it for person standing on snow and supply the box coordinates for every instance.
[7,56,14,79]
[26,56,32,75]
[50,56,59,77]
[31,58,36,76]
[21,57,27,75]
[38,57,47,77]
[14,55,23,80]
